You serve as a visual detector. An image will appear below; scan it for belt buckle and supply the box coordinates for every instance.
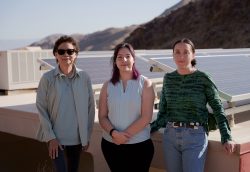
[189,122,199,129]
[194,122,200,129]
[172,122,179,128]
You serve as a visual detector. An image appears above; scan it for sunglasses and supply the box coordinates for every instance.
[57,49,76,56]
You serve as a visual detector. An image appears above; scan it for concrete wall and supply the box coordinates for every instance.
[0,97,250,172]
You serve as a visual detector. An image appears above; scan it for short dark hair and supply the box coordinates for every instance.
[110,43,140,85]
[53,35,80,56]
[172,38,196,67]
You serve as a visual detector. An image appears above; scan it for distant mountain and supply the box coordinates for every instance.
[0,39,39,51]
[29,0,250,50]
[158,0,194,17]
[30,34,85,49]
[30,25,137,51]
[125,0,250,49]
[78,26,137,50]
[30,34,64,49]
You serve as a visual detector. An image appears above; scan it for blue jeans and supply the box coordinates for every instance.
[163,124,208,172]
[53,144,82,172]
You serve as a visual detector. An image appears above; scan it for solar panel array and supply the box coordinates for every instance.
[41,53,165,85]
[39,49,250,102]
[149,49,250,102]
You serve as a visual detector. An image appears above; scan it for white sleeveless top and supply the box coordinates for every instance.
[102,75,151,144]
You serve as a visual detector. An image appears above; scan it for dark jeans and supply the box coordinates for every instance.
[101,138,154,172]
[52,144,82,172]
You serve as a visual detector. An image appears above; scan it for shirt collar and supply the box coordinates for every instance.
[54,64,80,78]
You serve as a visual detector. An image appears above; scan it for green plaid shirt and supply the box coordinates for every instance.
[151,70,232,144]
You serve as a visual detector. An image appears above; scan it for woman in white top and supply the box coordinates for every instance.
[98,43,155,172]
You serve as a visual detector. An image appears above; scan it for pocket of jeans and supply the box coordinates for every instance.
[164,127,169,134]
[164,124,172,134]
[187,128,207,146]
[165,123,173,129]
[186,135,207,150]
[188,127,205,134]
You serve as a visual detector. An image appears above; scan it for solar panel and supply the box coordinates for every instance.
[150,54,250,102]
[40,55,165,85]
[38,49,250,102]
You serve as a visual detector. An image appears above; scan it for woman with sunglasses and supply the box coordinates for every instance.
[36,35,95,172]
[150,38,235,172]
[98,43,155,172]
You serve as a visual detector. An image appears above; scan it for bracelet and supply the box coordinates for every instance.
[109,128,116,137]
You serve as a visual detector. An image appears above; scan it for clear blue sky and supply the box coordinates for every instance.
[0,0,180,40]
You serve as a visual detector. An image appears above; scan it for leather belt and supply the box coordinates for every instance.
[168,122,201,129]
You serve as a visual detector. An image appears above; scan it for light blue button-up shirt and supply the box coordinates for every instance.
[36,65,95,146]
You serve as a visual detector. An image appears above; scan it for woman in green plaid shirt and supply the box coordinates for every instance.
[151,38,235,172]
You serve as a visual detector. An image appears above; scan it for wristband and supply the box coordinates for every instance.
[109,128,116,137]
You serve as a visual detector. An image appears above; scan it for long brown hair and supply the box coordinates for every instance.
[110,43,140,85]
